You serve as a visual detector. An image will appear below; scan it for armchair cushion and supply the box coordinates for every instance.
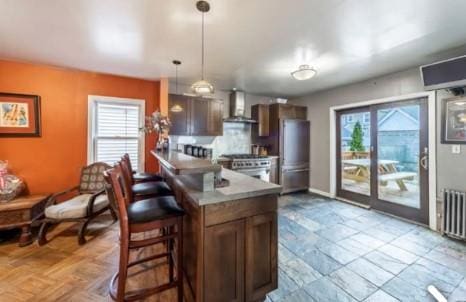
[44,194,109,219]
[79,163,110,194]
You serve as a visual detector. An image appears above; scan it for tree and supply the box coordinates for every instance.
[349,121,365,152]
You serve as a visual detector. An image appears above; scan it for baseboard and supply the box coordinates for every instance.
[308,188,331,198]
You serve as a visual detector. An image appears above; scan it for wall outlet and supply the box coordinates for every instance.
[452,145,461,154]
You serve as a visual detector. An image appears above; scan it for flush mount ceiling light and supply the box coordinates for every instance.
[170,60,183,113]
[291,65,317,81]
[191,1,214,95]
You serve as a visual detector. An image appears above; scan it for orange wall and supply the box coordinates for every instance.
[0,60,162,195]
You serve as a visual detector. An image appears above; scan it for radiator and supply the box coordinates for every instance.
[443,189,466,240]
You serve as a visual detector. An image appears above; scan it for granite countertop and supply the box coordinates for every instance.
[175,168,282,206]
[152,150,221,175]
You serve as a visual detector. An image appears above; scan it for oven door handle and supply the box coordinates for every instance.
[236,168,269,173]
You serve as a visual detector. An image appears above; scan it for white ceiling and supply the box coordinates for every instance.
[1,0,466,97]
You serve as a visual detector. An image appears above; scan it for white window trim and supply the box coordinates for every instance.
[87,95,146,171]
[329,91,437,230]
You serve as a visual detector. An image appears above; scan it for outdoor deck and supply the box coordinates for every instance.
[342,179,420,208]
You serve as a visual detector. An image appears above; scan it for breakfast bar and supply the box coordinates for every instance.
[152,150,281,302]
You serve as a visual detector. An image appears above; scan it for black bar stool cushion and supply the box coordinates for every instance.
[132,181,173,196]
[133,172,164,182]
[128,196,185,223]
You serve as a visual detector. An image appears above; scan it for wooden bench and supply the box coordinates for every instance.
[379,172,416,191]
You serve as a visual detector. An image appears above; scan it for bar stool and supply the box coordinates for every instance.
[120,155,173,200]
[104,162,184,302]
[122,153,165,183]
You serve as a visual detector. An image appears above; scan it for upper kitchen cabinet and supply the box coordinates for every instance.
[168,94,223,136]
[190,97,210,135]
[208,99,224,136]
[269,103,307,121]
[169,94,191,136]
[251,104,269,137]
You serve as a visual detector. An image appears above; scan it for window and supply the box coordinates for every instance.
[363,113,370,124]
[88,96,145,171]
[346,115,354,123]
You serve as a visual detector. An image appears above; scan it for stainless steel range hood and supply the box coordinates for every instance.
[223,90,257,123]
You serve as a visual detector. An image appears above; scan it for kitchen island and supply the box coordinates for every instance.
[152,151,281,302]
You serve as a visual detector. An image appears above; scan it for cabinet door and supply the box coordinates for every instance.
[204,219,245,302]
[294,105,308,119]
[278,104,296,119]
[190,98,210,135]
[245,212,278,301]
[208,99,224,136]
[252,104,269,137]
[168,94,190,135]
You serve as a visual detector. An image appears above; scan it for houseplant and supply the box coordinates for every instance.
[141,110,171,151]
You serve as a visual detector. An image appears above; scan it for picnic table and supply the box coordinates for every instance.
[342,158,416,191]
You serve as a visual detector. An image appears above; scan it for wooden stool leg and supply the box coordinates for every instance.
[177,218,183,302]
[168,226,174,283]
[116,236,130,301]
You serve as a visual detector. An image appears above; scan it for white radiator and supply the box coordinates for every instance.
[443,189,466,240]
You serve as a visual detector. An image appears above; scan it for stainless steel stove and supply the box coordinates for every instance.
[221,154,271,181]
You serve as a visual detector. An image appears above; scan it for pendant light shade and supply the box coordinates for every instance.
[191,1,214,95]
[191,79,214,95]
[291,65,317,81]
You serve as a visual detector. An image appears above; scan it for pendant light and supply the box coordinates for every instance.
[291,65,317,81]
[191,1,214,95]
[170,60,183,113]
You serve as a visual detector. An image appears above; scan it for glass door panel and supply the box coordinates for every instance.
[376,105,421,208]
[336,108,371,204]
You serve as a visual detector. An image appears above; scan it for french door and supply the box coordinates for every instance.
[336,98,429,224]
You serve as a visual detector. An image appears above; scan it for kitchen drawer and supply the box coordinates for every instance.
[280,168,309,194]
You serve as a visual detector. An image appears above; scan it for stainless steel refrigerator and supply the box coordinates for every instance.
[279,119,310,194]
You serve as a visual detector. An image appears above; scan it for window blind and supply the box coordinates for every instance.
[94,102,141,170]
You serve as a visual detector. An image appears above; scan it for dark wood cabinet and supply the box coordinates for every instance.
[190,98,210,135]
[251,104,269,137]
[269,157,279,184]
[269,103,307,122]
[166,169,278,302]
[208,99,224,136]
[168,94,191,135]
[168,94,223,136]
[205,219,245,302]
[245,212,277,301]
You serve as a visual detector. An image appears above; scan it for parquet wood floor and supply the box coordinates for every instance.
[0,213,178,301]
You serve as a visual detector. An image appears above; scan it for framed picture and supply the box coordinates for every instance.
[0,93,41,137]
[442,96,466,144]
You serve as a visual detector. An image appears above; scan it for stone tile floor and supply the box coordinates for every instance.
[266,192,466,302]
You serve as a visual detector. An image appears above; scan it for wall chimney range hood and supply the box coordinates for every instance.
[224,90,257,123]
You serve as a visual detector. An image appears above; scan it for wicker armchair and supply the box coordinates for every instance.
[38,162,117,245]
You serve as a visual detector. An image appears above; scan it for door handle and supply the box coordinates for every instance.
[420,147,428,171]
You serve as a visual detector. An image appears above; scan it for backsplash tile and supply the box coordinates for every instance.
[170,122,251,159]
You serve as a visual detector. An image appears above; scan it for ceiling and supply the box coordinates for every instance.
[1,0,466,97]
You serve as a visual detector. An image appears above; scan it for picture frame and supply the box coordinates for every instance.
[441,95,466,144]
[0,93,41,137]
